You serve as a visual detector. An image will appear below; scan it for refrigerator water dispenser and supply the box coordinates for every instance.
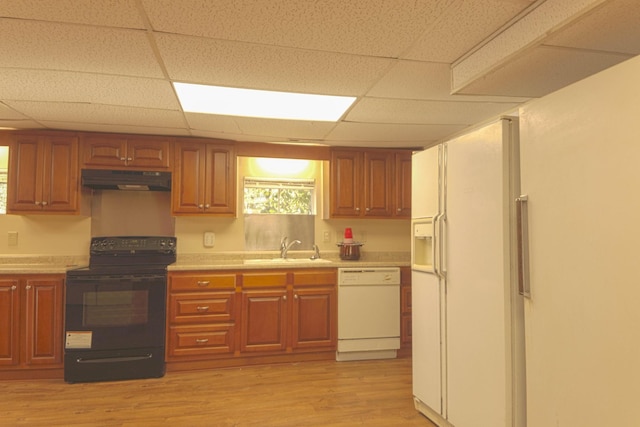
[412,219,434,272]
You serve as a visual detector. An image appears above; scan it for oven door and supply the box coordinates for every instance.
[65,273,166,351]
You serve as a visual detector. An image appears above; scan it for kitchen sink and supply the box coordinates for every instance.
[243,258,332,265]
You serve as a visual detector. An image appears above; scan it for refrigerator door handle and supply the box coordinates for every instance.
[516,195,531,298]
[434,212,446,279]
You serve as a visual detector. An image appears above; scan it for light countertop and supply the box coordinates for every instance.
[0,252,410,274]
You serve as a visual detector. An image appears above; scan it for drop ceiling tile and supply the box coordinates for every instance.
[183,113,243,134]
[457,45,632,97]
[347,97,520,125]
[0,70,180,109]
[326,122,467,146]
[0,119,44,129]
[0,0,145,28]
[234,116,336,141]
[0,103,29,120]
[156,34,392,95]
[0,20,163,78]
[36,121,191,136]
[143,0,454,57]
[403,0,535,62]
[368,60,531,102]
[5,101,186,128]
[543,0,640,55]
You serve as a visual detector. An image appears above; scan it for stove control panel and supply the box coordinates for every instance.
[90,236,177,254]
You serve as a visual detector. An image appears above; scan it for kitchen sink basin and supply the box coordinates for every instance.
[243,258,332,265]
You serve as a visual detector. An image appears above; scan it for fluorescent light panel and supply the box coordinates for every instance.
[174,82,356,122]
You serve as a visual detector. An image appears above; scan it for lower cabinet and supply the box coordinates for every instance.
[166,272,237,360]
[240,270,337,354]
[0,275,64,376]
[167,269,337,369]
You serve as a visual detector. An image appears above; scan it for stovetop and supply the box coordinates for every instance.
[68,236,177,277]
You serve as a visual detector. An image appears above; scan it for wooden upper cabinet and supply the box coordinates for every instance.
[330,148,411,219]
[80,134,171,170]
[172,140,236,216]
[394,151,412,218]
[7,133,80,214]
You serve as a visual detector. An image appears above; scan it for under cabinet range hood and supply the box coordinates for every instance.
[81,169,171,191]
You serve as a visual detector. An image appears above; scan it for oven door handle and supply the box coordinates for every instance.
[76,354,153,364]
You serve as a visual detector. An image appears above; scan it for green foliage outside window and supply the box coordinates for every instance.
[244,178,314,215]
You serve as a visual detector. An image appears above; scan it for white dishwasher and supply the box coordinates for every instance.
[336,267,401,361]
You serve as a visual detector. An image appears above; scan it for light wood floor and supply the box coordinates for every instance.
[2,357,436,427]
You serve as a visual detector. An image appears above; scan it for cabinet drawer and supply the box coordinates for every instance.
[241,272,287,288]
[170,274,236,291]
[168,324,235,357]
[292,270,336,286]
[169,292,235,323]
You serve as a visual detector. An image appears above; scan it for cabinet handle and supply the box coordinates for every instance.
[283,295,287,301]
[11,285,17,291]
[204,204,210,209]
[195,338,209,344]
[196,281,210,287]
[127,157,133,161]
[41,201,48,206]
[198,204,204,209]
[294,294,298,299]
[355,207,360,211]
[397,208,402,212]
[196,306,210,312]
[25,285,31,290]
[35,201,41,206]
[365,207,370,212]
[120,157,126,161]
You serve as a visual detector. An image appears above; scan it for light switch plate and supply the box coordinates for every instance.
[8,231,18,246]
[203,232,215,248]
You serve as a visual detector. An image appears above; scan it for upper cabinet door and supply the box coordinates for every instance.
[203,143,236,215]
[125,137,171,169]
[393,152,412,218]
[329,148,411,219]
[80,135,127,167]
[172,140,236,216]
[80,134,171,170]
[8,133,79,214]
[172,141,207,214]
[330,149,362,217]
[363,150,393,217]
[42,136,79,212]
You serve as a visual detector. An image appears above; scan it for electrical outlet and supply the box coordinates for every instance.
[203,232,215,248]
[323,231,330,242]
[8,231,18,246]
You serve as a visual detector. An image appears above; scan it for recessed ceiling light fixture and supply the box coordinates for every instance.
[174,82,356,122]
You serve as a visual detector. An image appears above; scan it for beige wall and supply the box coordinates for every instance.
[0,155,410,256]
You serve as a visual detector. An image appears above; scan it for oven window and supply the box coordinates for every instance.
[83,290,149,327]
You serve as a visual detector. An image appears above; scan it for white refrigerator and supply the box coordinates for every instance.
[411,118,526,427]
[519,54,640,427]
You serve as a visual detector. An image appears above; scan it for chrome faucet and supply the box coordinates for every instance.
[280,237,301,259]
[311,244,321,260]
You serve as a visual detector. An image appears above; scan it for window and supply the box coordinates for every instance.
[0,170,6,214]
[243,177,315,215]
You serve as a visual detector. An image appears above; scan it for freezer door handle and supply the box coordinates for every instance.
[434,213,446,279]
[516,195,531,298]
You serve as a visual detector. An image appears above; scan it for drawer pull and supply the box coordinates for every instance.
[195,338,209,344]
[196,306,210,312]
[196,280,210,287]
